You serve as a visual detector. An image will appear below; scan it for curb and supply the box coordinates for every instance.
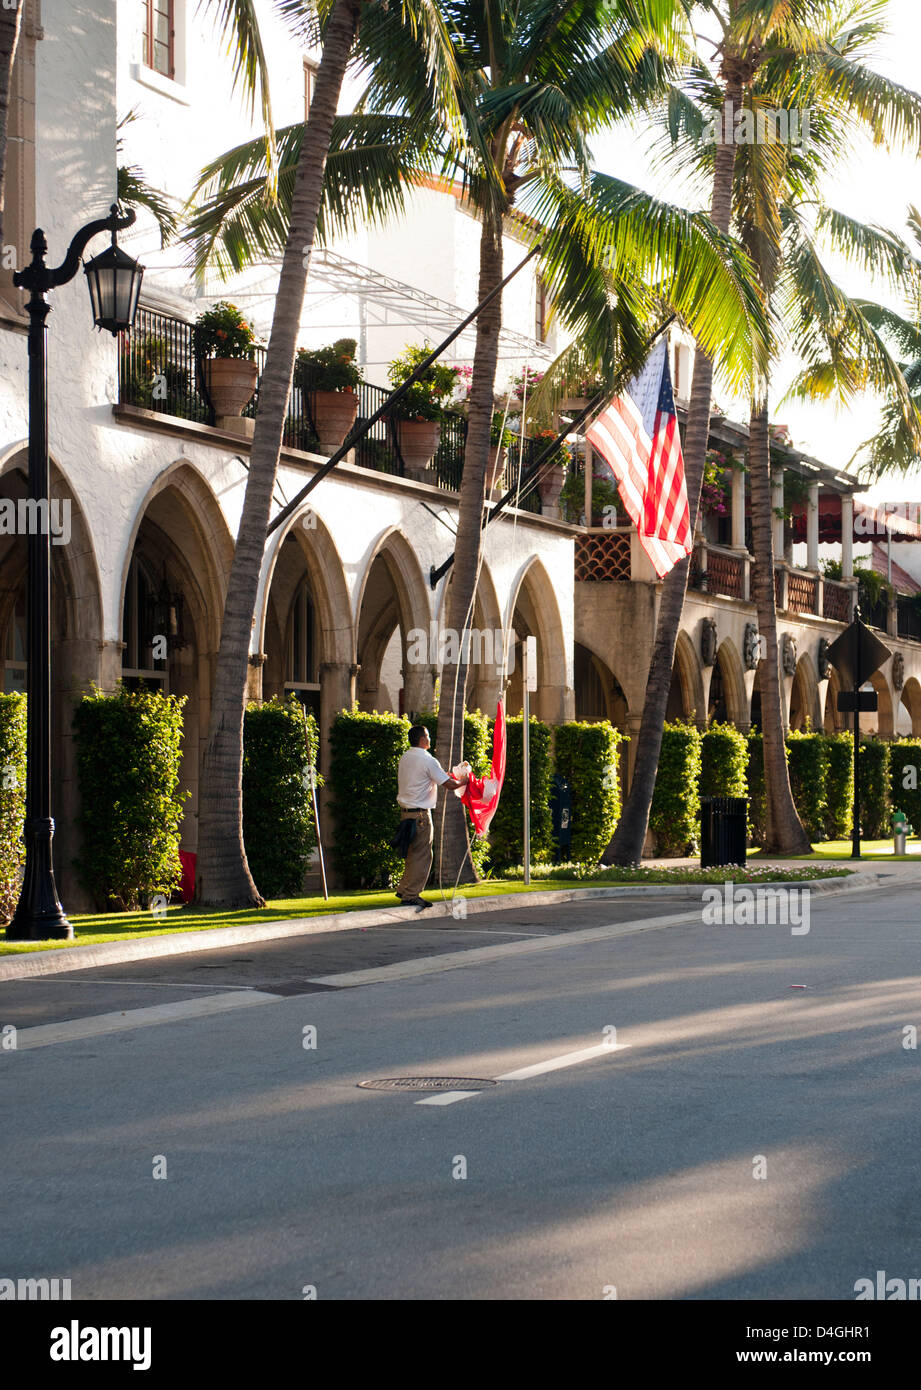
[0,870,883,981]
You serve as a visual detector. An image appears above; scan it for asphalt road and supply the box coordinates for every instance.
[1,879,919,1300]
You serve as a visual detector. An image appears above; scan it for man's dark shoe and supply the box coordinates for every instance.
[406,896,432,910]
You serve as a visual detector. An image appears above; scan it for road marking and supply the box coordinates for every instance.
[415,1091,483,1106]
[7,990,281,1050]
[496,1041,631,1080]
[415,1042,631,1104]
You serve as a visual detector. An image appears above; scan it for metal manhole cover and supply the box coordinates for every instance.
[357,1077,498,1092]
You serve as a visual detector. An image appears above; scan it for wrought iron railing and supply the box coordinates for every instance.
[118,307,543,510]
[897,593,921,641]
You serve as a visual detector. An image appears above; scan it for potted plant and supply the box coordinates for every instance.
[194,302,259,419]
[488,412,516,497]
[295,338,363,454]
[387,345,460,481]
[531,425,569,517]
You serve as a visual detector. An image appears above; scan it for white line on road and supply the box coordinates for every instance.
[496,1041,631,1081]
[7,990,282,1050]
[414,1042,631,1104]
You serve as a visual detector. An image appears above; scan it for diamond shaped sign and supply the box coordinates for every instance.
[825,616,891,689]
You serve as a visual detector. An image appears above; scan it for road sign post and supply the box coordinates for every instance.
[522,636,537,886]
[826,610,891,861]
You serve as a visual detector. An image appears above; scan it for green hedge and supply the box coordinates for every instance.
[73,685,188,911]
[553,720,623,864]
[487,714,553,869]
[651,722,702,856]
[824,733,854,840]
[746,732,766,847]
[858,738,891,838]
[242,697,319,899]
[328,708,409,888]
[786,730,829,842]
[0,693,26,923]
[700,722,748,801]
[889,741,921,834]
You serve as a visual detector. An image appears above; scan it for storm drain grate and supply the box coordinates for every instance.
[358,1076,498,1092]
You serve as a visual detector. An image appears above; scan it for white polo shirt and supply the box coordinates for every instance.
[397,746,451,810]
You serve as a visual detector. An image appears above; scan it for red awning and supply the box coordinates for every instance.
[789,496,921,543]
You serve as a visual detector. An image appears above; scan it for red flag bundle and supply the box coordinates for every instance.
[458,699,506,836]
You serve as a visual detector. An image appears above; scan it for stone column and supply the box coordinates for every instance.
[841,494,854,578]
[731,463,746,550]
[807,482,820,571]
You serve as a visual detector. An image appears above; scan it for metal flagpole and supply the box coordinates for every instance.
[266,243,542,539]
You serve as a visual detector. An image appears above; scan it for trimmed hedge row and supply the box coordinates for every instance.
[487,715,554,870]
[553,721,624,865]
[0,693,26,922]
[328,708,409,888]
[73,685,188,910]
[242,697,320,899]
[650,722,702,856]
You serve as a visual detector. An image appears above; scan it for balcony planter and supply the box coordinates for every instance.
[394,418,442,482]
[204,357,259,418]
[310,389,359,455]
[194,302,259,429]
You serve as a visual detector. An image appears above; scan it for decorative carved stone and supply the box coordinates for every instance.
[743,622,761,671]
[781,632,797,676]
[892,652,905,691]
[817,637,831,680]
[701,618,718,667]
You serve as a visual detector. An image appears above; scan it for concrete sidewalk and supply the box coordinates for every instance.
[0,867,893,981]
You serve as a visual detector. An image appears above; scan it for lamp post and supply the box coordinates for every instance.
[6,205,144,940]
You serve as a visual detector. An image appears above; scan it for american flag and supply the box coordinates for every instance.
[456,700,506,837]
[586,339,692,578]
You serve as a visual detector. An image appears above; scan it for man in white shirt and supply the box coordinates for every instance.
[395,725,468,908]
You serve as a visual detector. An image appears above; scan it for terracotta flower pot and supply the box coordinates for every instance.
[537,462,565,518]
[487,444,507,499]
[310,388,359,455]
[394,418,442,482]
[204,357,259,417]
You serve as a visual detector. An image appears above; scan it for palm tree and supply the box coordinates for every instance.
[191,0,462,906]
[609,0,921,861]
[187,0,769,893]
[0,0,23,249]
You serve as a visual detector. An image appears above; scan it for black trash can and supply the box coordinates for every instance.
[700,796,747,868]
[550,774,572,862]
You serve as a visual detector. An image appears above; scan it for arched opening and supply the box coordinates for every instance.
[789,654,820,732]
[504,557,569,723]
[355,530,431,717]
[824,667,843,733]
[436,562,504,718]
[899,676,921,736]
[120,468,231,855]
[0,449,103,907]
[666,631,704,724]
[710,639,746,728]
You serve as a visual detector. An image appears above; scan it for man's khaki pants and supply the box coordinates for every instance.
[396,809,433,899]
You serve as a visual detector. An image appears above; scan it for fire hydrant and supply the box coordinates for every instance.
[892,809,913,855]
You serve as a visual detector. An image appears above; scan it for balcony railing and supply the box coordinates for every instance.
[822,579,852,623]
[786,569,818,616]
[897,593,921,641]
[118,307,541,511]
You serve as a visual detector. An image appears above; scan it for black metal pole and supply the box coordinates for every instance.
[266,242,543,539]
[852,607,862,861]
[7,233,71,938]
[7,206,135,940]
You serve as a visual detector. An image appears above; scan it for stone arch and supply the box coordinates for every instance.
[868,669,894,737]
[824,666,843,733]
[259,505,353,689]
[435,559,504,716]
[667,629,705,725]
[711,638,747,728]
[789,651,822,732]
[0,447,104,908]
[120,464,235,856]
[504,555,570,723]
[574,640,629,729]
[899,676,921,736]
[355,526,433,715]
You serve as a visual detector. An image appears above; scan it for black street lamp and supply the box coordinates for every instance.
[7,205,144,940]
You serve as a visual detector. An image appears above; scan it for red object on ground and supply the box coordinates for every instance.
[460,699,507,836]
[178,850,196,903]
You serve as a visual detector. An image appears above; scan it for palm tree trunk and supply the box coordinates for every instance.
[196,0,362,907]
[433,204,505,884]
[0,0,23,249]
[748,400,811,853]
[606,73,742,865]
